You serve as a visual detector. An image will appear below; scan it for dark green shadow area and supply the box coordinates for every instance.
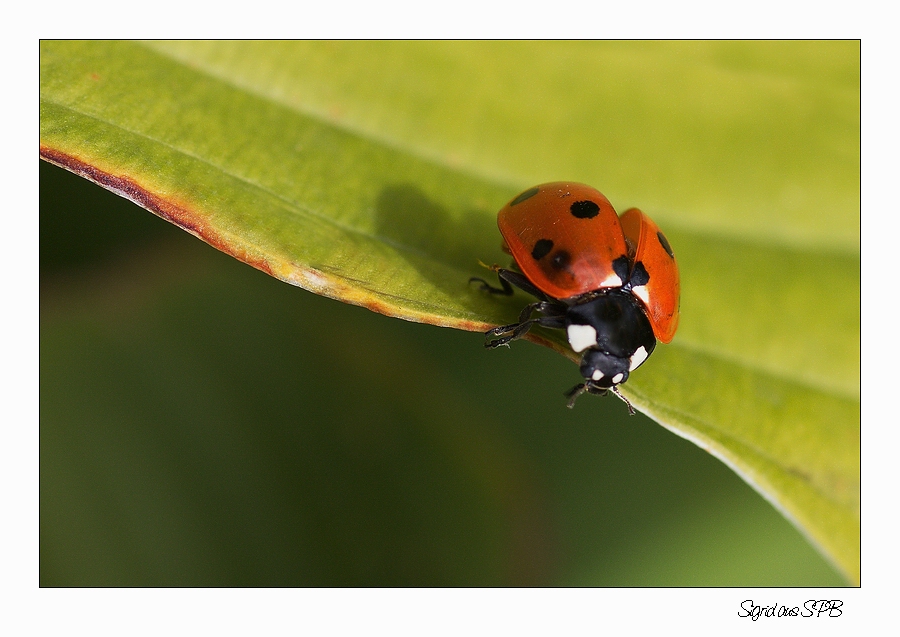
[40,162,846,586]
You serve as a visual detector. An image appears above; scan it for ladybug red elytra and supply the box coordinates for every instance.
[471,182,680,413]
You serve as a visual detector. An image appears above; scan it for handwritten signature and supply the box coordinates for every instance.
[738,600,843,621]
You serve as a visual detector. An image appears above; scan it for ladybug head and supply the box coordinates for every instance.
[579,349,630,388]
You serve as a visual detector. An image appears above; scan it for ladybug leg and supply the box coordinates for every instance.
[496,268,552,301]
[484,301,567,348]
[610,386,636,415]
[485,313,567,349]
[473,267,566,347]
[470,268,552,302]
[564,383,591,408]
[485,301,552,337]
[469,275,514,296]
[515,300,565,324]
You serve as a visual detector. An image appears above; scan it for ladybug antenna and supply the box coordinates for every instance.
[476,260,501,272]
[610,386,636,416]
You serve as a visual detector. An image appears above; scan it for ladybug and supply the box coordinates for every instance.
[471,182,680,413]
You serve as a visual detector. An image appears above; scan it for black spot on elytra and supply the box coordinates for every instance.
[630,262,650,287]
[531,238,554,260]
[612,256,631,285]
[570,200,600,219]
[657,231,674,258]
[510,186,540,206]
[550,250,571,271]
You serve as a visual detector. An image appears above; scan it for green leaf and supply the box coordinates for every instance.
[40,40,860,583]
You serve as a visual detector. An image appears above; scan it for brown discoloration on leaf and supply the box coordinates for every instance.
[41,147,203,235]
[40,146,270,274]
[39,146,529,339]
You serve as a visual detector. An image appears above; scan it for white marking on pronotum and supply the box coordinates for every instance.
[567,324,598,353]
[592,370,604,381]
[631,284,650,305]
[599,273,623,288]
[612,373,625,384]
[629,345,649,371]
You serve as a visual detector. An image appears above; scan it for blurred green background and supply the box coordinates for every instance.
[40,161,845,586]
